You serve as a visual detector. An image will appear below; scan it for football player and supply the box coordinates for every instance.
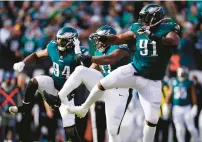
[65,4,180,142]
[163,67,199,142]
[9,26,87,142]
[43,25,132,142]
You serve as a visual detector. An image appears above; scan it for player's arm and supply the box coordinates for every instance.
[23,49,48,64]
[91,49,130,65]
[191,85,197,105]
[162,31,180,47]
[190,85,198,116]
[91,31,135,45]
[13,49,49,72]
[165,85,173,104]
[90,63,100,71]
[105,31,136,45]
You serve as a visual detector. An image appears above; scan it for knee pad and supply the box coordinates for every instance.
[75,65,86,73]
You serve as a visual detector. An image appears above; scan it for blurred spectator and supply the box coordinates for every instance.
[0,72,22,141]
[192,76,202,140]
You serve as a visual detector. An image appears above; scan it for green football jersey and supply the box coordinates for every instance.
[170,78,193,106]
[94,44,131,76]
[47,41,88,90]
[129,21,179,80]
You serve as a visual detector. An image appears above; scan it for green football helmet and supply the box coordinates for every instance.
[56,26,78,51]
[93,25,117,52]
[138,4,165,26]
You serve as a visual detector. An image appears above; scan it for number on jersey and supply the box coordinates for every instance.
[174,87,187,99]
[53,62,70,79]
[139,40,158,56]
[101,65,111,74]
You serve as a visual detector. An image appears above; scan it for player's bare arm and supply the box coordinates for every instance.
[23,49,48,64]
[91,49,129,65]
[191,85,197,105]
[90,63,100,71]
[162,31,180,47]
[165,85,173,104]
[105,31,136,45]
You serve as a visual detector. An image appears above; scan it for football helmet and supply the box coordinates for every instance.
[138,4,165,26]
[91,25,117,52]
[56,26,78,51]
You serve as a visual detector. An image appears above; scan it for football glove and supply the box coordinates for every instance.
[13,62,25,72]
[191,105,198,117]
[77,54,92,66]
[42,90,61,108]
[89,33,107,43]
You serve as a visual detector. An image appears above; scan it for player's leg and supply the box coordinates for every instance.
[138,80,162,142]
[67,64,148,117]
[9,76,53,114]
[104,88,132,142]
[184,106,199,141]
[172,106,186,142]
[58,66,103,102]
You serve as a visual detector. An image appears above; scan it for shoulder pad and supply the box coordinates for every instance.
[129,23,140,34]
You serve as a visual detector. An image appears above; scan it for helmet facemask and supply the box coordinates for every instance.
[56,36,75,51]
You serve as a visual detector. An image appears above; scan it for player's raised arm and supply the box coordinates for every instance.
[13,49,48,72]
[91,48,129,65]
[89,29,135,46]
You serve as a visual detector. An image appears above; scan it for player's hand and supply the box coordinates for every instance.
[74,38,81,54]
[89,33,107,43]
[13,62,25,72]
[162,103,170,119]
[191,105,198,117]
[77,54,92,66]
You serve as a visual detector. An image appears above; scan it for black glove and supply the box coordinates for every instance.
[77,54,92,66]
[42,90,61,108]
[89,33,107,43]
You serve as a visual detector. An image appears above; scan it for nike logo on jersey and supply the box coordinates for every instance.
[59,60,64,62]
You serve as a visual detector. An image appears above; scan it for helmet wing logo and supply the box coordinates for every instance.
[148,7,160,14]
[97,30,110,35]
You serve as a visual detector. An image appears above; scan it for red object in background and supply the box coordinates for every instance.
[0,88,19,107]
[169,54,180,72]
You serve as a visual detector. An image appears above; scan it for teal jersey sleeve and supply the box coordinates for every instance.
[128,23,140,34]
[47,40,57,57]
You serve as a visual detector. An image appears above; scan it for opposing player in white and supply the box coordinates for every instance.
[65,4,180,142]
[43,25,132,142]
[164,67,199,142]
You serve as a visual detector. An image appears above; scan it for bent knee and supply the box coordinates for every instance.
[75,65,87,73]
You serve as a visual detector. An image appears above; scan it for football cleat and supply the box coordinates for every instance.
[66,105,88,118]
[9,106,18,115]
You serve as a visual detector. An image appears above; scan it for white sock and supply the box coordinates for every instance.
[108,134,121,142]
[58,70,82,102]
[143,123,156,142]
[82,85,104,109]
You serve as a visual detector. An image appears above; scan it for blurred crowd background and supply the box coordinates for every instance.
[1,1,202,142]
